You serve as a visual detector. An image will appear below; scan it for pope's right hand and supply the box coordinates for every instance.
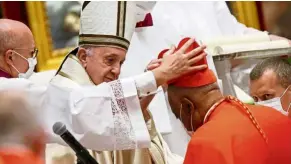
[152,38,207,87]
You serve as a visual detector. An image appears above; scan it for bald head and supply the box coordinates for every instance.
[0,19,34,54]
[0,19,37,78]
[168,82,220,106]
[167,82,223,131]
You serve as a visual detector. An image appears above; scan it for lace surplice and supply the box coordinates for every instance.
[109,80,136,150]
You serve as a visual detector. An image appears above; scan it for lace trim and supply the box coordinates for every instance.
[109,80,136,149]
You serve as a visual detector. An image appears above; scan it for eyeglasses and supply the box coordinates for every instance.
[13,48,38,59]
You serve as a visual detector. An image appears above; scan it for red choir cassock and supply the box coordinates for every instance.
[159,37,291,164]
[0,148,44,164]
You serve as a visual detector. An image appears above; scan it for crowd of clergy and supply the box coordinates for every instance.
[0,1,290,164]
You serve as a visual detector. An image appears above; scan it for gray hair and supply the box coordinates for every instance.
[0,90,41,148]
[0,26,17,54]
[0,19,26,54]
[79,45,98,57]
[250,57,291,88]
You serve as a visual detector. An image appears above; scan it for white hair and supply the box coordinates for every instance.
[79,45,95,56]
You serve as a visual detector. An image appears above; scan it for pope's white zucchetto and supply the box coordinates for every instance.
[79,1,153,51]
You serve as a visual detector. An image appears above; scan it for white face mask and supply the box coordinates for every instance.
[256,86,291,116]
[11,51,37,79]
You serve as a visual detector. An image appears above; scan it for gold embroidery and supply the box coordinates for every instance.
[79,35,130,50]
[57,54,94,85]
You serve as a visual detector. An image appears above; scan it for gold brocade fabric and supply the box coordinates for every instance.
[91,117,165,164]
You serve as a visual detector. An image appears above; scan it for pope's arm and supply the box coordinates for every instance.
[0,77,47,111]
[45,71,162,151]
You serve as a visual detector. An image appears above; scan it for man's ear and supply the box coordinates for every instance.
[180,98,195,130]
[4,50,14,65]
[181,98,194,115]
[77,48,88,67]
[181,97,204,131]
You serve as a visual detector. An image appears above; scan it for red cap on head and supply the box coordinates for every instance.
[158,37,217,87]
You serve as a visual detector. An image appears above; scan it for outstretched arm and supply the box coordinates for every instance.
[46,38,209,151]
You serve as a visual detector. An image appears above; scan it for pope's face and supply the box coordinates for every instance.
[250,69,291,113]
[78,46,126,85]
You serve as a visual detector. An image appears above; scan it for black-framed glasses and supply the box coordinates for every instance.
[13,48,38,59]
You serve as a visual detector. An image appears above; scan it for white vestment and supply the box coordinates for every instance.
[122,1,263,157]
[0,60,159,152]
[43,52,159,151]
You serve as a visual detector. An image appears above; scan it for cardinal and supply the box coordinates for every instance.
[161,37,291,164]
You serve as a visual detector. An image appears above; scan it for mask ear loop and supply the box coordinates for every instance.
[282,85,291,113]
[191,112,194,132]
[10,64,20,74]
[180,103,195,132]
[12,50,28,61]
[179,104,183,123]
[287,103,291,113]
[281,85,291,98]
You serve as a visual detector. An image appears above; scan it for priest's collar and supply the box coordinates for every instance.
[56,47,94,85]
[56,47,79,75]
[0,68,12,78]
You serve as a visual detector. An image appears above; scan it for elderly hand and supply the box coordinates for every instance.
[145,59,163,72]
[152,38,207,87]
[146,59,168,92]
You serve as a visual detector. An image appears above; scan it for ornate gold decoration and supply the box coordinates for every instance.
[229,1,261,30]
[25,2,75,72]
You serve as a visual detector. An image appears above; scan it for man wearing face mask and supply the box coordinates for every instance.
[0,19,37,79]
[250,57,291,117]
[163,37,291,164]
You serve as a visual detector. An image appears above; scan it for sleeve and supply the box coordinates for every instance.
[134,71,158,97]
[214,1,263,35]
[0,78,47,121]
[46,72,158,151]
[184,139,228,164]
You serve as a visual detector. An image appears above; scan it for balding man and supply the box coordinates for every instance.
[0,90,45,164]
[0,19,37,79]
[250,57,291,117]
